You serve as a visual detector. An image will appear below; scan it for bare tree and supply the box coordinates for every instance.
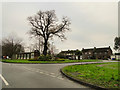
[2,35,24,59]
[33,36,44,53]
[27,10,71,56]
[48,42,59,55]
[26,35,44,53]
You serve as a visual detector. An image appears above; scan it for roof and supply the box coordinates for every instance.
[82,46,112,52]
[115,53,120,55]
[60,49,80,54]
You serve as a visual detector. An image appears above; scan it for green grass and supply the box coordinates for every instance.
[62,62,119,88]
[1,59,102,64]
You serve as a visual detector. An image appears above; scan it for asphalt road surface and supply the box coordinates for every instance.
[1,61,117,88]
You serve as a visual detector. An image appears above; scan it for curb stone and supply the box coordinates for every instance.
[1,61,104,64]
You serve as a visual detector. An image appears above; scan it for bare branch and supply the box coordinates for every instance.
[27,10,71,55]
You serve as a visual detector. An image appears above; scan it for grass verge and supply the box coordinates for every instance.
[62,62,119,88]
[1,59,102,64]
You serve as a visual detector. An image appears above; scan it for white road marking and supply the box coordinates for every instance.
[0,74,9,86]
[50,75,56,77]
[45,73,49,75]
[57,77,64,80]
[39,72,43,74]
[50,73,55,75]
[22,66,64,80]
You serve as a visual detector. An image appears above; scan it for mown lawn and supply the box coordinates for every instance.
[1,59,102,63]
[62,62,119,88]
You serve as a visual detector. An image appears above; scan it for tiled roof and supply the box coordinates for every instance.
[82,46,111,52]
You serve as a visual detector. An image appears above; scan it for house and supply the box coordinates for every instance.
[111,53,120,60]
[58,49,82,60]
[115,53,120,60]
[16,50,40,59]
[82,46,112,60]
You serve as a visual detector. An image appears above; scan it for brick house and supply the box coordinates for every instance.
[82,46,112,60]
[58,49,82,60]
[111,53,120,60]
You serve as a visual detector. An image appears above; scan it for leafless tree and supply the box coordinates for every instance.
[27,10,71,56]
[2,35,24,59]
[33,36,44,53]
[48,42,59,55]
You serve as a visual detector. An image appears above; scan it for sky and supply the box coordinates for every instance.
[2,2,118,53]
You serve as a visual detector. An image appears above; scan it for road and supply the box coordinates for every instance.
[1,61,117,88]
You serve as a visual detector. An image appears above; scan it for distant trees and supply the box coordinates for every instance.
[48,42,59,55]
[28,36,44,53]
[27,10,71,56]
[2,35,24,59]
[114,37,120,52]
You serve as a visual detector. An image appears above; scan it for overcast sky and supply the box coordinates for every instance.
[2,2,118,53]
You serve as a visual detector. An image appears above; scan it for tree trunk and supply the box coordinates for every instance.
[43,39,48,56]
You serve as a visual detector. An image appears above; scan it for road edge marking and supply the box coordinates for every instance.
[0,74,9,86]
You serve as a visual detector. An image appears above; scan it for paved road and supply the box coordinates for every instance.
[1,61,117,88]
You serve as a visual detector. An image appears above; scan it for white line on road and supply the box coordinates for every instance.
[57,77,64,80]
[49,75,56,77]
[0,74,9,86]
[39,72,43,74]
[50,73,55,75]
[45,73,49,75]
[22,66,64,80]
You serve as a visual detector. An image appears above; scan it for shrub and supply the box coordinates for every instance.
[57,58,66,61]
[28,58,39,61]
[51,56,66,61]
[34,56,39,60]
[56,54,67,59]
[50,56,59,61]
[38,55,52,61]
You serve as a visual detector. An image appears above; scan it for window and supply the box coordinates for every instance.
[105,52,107,54]
[89,52,91,54]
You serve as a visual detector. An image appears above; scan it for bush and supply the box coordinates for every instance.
[56,54,67,59]
[51,56,66,61]
[38,55,52,61]
[50,56,59,61]
[57,58,66,61]
[28,58,38,61]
